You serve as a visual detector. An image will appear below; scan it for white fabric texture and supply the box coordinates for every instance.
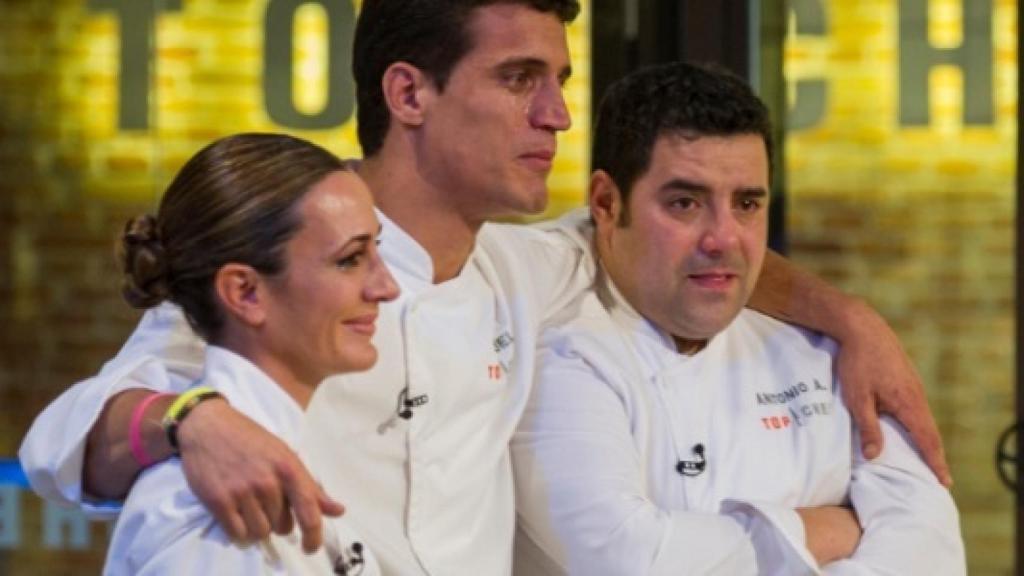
[511,271,966,576]
[103,345,381,576]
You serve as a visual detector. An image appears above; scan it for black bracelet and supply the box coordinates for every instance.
[161,388,224,452]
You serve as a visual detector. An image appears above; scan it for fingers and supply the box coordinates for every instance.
[297,506,323,553]
[253,477,286,535]
[913,426,952,488]
[273,504,295,536]
[843,386,884,460]
[208,495,249,542]
[238,492,273,542]
[176,403,348,550]
[892,399,953,487]
[272,471,343,548]
[318,487,345,517]
[192,470,284,543]
[277,460,325,553]
[831,301,952,488]
[858,375,953,487]
[179,405,298,543]
[856,416,884,460]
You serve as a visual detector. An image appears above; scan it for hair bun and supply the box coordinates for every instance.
[119,214,170,308]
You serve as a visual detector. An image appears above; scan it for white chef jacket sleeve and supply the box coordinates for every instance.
[512,343,818,576]
[19,302,205,513]
[821,417,966,575]
[107,463,385,576]
[104,462,269,576]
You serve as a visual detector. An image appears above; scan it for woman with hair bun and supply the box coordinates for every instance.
[104,133,397,575]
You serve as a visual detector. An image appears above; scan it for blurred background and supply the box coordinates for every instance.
[0,0,1016,573]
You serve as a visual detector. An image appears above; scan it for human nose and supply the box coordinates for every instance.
[365,255,400,303]
[698,209,741,256]
[528,80,571,132]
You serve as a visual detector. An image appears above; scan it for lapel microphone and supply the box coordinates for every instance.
[377,387,430,434]
[396,387,429,419]
[676,443,706,477]
[332,541,365,576]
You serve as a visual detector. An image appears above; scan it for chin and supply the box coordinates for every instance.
[671,314,735,342]
[342,346,379,373]
[697,317,741,338]
[512,179,550,214]
[528,184,550,212]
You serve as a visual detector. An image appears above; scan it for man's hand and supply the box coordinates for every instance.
[797,505,861,566]
[749,252,951,487]
[177,399,345,552]
[836,300,952,487]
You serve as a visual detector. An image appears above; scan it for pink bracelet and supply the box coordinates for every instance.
[129,392,174,468]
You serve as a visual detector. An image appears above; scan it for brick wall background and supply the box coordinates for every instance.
[785,0,1016,573]
[0,0,590,573]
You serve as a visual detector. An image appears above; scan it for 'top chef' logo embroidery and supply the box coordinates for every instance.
[756,379,834,429]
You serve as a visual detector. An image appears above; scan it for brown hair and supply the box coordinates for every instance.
[592,62,773,225]
[119,133,348,340]
[353,0,580,157]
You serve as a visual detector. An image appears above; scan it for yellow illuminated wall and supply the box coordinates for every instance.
[0,0,589,571]
[15,0,588,208]
[784,1,1016,573]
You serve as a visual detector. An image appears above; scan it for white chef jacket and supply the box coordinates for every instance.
[104,345,381,576]
[20,209,596,576]
[511,272,965,576]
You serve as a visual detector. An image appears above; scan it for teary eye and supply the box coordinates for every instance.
[737,197,762,211]
[503,69,534,92]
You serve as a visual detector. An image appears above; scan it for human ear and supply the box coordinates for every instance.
[381,61,431,127]
[589,170,623,230]
[213,263,267,328]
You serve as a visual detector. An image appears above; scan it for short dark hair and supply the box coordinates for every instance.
[119,133,348,341]
[353,0,580,157]
[592,62,773,223]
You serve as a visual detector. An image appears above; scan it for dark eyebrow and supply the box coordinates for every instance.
[660,178,711,195]
[337,234,370,252]
[334,224,383,254]
[659,179,769,198]
[496,57,573,83]
[736,187,769,198]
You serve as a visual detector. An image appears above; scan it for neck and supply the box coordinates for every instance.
[672,336,708,355]
[360,153,481,283]
[215,332,315,409]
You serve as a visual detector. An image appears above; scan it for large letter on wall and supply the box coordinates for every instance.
[788,0,827,131]
[264,0,356,129]
[88,0,183,130]
[0,486,20,548]
[899,0,993,126]
[43,501,90,550]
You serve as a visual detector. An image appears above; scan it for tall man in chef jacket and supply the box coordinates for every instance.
[511,62,965,576]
